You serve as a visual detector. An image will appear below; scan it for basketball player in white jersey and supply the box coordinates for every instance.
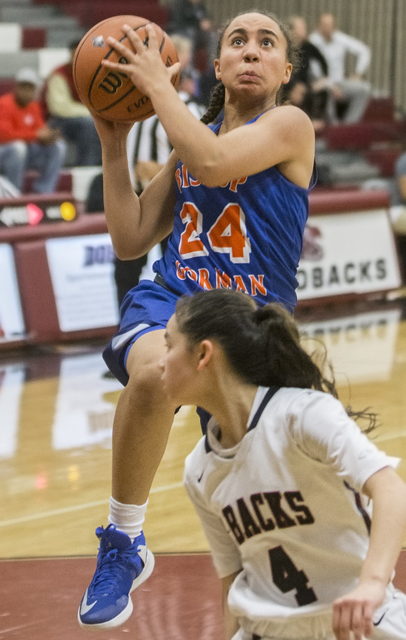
[160,288,406,640]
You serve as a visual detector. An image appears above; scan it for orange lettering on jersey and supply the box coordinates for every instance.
[198,268,213,290]
[233,275,248,293]
[176,260,187,280]
[189,176,201,187]
[229,177,248,192]
[249,274,266,296]
[181,165,189,188]
[175,168,182,192]
[215,269,232,289]
[185,267,198,282]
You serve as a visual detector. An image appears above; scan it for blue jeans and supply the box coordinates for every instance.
[0,139,67,193]
[49,116,102,166]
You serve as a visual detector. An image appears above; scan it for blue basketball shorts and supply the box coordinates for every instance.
[103,279,179,386]
[103,277,221,434]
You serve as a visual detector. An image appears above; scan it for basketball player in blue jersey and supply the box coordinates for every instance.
[162,288,406,640]
[78,11,316,629]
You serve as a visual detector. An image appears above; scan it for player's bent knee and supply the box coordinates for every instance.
[125,361,173,411]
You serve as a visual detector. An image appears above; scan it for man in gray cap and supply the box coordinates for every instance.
[0,67,66,194]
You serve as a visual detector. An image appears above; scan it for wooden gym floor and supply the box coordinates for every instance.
[1,294,406,639]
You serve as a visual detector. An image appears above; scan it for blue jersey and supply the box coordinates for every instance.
[154,114,315,312]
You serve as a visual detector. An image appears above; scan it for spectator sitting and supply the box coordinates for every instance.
[309,13,371,124]
[43,40,102,167]
[0,68,66,194]
[284,16,329,131]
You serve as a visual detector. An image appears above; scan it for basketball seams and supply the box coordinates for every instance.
[73,15,178,122]
[87,23,162,115]
[73,15,139,96]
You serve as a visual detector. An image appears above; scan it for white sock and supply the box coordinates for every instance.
[108,497,148,542]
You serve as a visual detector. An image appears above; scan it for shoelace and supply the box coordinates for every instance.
[90,547,141,595]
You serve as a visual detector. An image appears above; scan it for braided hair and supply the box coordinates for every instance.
[201,82,225,125]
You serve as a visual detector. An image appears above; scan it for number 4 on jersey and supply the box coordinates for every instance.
[179,202,251,263]
[269,545,317,606]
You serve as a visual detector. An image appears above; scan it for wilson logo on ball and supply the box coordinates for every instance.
[98,71,128,95]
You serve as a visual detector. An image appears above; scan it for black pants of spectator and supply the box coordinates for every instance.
[114,237,169,307]
[303,89,329,121]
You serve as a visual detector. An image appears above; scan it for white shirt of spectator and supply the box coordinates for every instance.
[309,30,371,84]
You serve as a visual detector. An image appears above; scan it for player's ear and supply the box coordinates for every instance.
[282,62,293,85]
[214,58,221,81]
[197,340,214,370]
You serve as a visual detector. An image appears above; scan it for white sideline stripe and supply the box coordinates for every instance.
[0,482,184,528]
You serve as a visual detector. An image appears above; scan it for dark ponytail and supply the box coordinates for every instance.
[251,304,337,394]
[175,289,376,431]
[175,289,334,393]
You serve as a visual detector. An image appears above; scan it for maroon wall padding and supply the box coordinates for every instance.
[0,188,397,346]
[13,240,60,342]
[309,189,390,215]
[0,212,107,244]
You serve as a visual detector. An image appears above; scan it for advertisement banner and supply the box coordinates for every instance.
[45,234,119,332]
[297,210,401,300]
[0,244,26,342]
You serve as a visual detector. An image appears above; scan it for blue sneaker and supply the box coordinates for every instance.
[78,525,155,629]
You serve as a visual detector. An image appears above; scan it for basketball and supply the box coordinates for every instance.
[72,15,180,123]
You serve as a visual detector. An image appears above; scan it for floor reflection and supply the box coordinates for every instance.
[1,298,406,558]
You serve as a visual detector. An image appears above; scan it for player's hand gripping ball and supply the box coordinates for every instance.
[73,15,180,123]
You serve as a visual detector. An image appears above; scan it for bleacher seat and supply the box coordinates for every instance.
[316,94,406,188]
[0,24,22,52]
[33,0,169,29]
[23,166,103,204]
[38,47,69,77]
[322,121,406,152]
[23,169,73,195]
[362,97,396,122]
[363,148,403,178]
[22,27,46,49]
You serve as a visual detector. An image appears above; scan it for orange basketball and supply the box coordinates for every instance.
[73,15,179,123]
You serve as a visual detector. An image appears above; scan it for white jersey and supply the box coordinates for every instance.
[184,387,403,639]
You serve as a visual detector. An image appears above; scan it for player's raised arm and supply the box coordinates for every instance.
[92,114,176,259]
